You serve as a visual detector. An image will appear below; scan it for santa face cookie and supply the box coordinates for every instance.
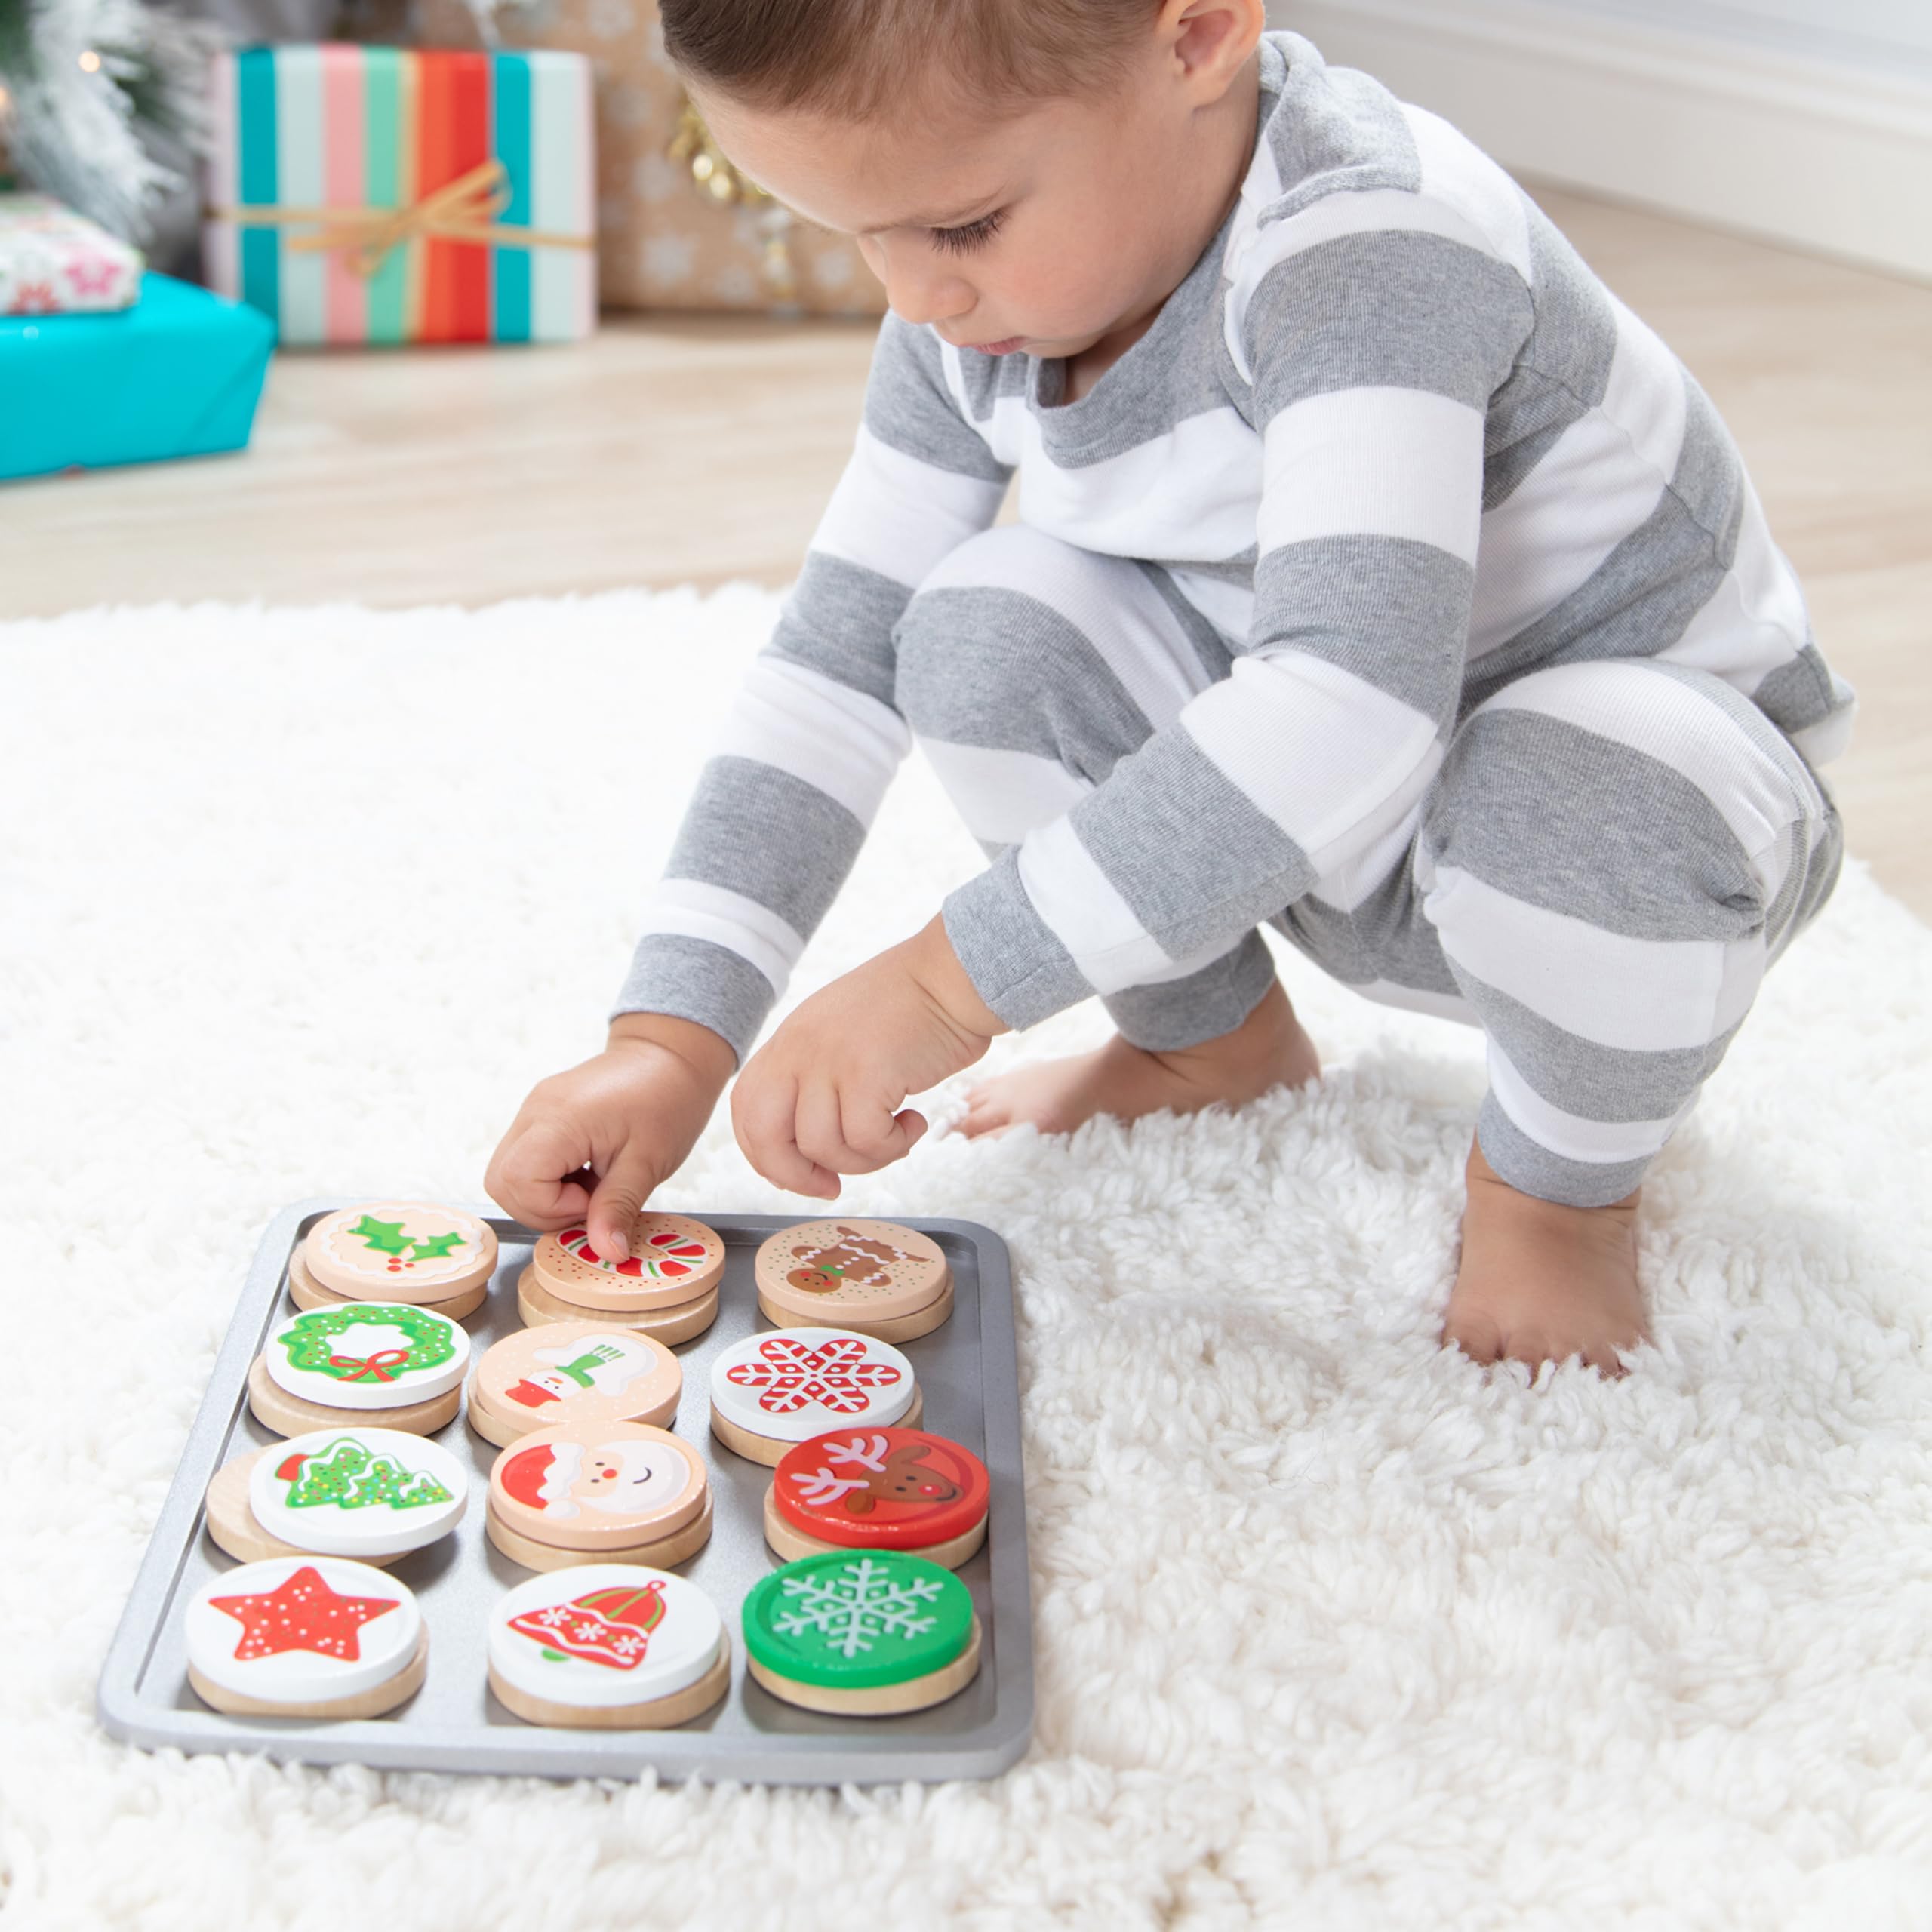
[754,1219,950,1336]
[303,1202,497,1303]
[528,1214,724,1312]
[488,1565,728,1726]
[741,1552,980,1716]
[709,1329,918,1463]
[262,1303,469,1413]
[489,1423,707,1556]
[185,1556,425,1716]
[469,1324,681,1448]
[247,1428,468,1559]
[768,1428,989,1567]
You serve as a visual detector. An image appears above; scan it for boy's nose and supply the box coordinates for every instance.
[862,239,974,330]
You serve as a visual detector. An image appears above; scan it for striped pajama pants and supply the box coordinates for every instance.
[894,527,1843,1208]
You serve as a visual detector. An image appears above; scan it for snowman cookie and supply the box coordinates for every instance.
[708,1327,921,1466]
[485,1422,712,1571]
[298,1202,496,1317]
[741,1551,981,1717]
[205,1427,469,1565]
[488,1565,730,1729]
[523,1214,724,1321]
[468,1323,681,1449]
[185,1556,427,1718]
[765,1427,989,1571]
[250,1302,471,1439]
[753,1219,952,1340]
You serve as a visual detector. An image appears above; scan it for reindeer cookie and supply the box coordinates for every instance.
[298,1202,496,1317]
[488,1565,730,1729]
[765,1427,990,1571]
[184,1556,427,1718]
[468,1323,681,1449]
[485,1421,712,1571]
[525,1213,724,1315]
[249,1302,471,1439]
[708,1327,921,1466]
[754,1218,952,1340]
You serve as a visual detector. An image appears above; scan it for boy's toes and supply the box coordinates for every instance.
[1442,1311,1504,1364]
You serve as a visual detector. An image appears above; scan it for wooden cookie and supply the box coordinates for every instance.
[487,1564,730,1727]
[488,1421,707,1556]
[709,1328,919,1466]
[206,1431,467,1564]
[248,1357,461,1440]
[302,1201,496,1303]
[517,1267,719,1344]
[764,1427,989,1570]
[260,1301,470,1414]
[184,1556,426,1718]
[468,1323,681,1450]
[741,1552,981,1716]
[754,1218,951,1337]
[528,1214,724,1313]
[289,1247,488,1322]
[484,1487,715,1573]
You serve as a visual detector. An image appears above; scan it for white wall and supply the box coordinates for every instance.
[1279,0,1932,280]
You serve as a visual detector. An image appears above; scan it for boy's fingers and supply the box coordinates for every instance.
[487,1117,594,1227]
[733,1074,840,1200]
[584,1145,660,1263]
[838,1096,928,1170]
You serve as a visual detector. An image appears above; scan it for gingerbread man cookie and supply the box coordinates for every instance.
[753,1219,952,1340]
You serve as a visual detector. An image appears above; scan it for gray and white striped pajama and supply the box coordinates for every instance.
[616,29,1851,1209]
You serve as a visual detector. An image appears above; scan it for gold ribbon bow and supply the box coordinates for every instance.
[211,158,591,279]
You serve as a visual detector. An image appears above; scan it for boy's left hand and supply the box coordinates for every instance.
[731,915,1007,1198]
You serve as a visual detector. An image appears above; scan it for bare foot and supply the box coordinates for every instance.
[1444,1139,1649,1374]
[958,979,1319,1138]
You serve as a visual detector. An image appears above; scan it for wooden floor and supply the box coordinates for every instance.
[3,180,1926,918]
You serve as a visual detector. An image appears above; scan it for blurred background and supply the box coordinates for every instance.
[1,0,1926,915]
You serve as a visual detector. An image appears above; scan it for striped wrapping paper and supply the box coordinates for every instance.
[204,45,595,346]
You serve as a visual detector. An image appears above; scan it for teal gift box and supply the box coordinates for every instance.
[1,271,274,482]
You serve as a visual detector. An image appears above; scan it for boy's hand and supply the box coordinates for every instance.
[485,1012,736,1263]
[732,915,1007,1198]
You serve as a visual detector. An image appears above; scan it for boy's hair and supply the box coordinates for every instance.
[658,0,1162,121]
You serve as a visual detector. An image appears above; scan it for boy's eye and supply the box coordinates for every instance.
[930,209,1005,256]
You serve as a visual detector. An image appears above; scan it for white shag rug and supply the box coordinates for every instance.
[3,587,1930,1932]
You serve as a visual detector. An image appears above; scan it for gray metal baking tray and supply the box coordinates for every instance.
[97,1201,1032,1784]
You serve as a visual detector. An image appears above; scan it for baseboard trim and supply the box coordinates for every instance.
[1282,0,1932,282]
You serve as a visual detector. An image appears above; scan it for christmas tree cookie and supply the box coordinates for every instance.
[184,1556,427,1718]
[765,1427,990,1571]
[487,1565,730,1729]
[204,1427,469,1566]
[296,1201,497,1319]
[250,1302,471,1439]
[754,1219,952,1340]
[742,1552,981,1717]
[485,1421,713,1572]
[468,1322,681,1450]
[709,1327,921,1466]
[518,1213,724,1342]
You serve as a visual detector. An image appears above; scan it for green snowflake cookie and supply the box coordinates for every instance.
[742,1552,972,1690]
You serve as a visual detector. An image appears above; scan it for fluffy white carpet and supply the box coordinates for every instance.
[3,587,1930,1932]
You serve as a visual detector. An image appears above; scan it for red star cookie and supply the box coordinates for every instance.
[208,1561,400,1662]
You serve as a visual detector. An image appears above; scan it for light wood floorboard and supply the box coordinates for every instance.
[2,180,1924,917]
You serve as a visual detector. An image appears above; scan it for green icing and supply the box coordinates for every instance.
[408,1230,466,1260]
[741,1553,972,1690]
[274,1303,457,1382]
[284,1436,453,1511]
[349,1214,411,1254]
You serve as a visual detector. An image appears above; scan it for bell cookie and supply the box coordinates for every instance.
[528,1214,724,1313]
[302,1201,496,1303]
[517,1268,720,1343]
[766,1427,989,1568]
[754,1219,950,1334]
[709,1328,918,1465]
[261,1301,470,1414]
[487,1564,729,1727]
[488,1421,707,1556]
[184,1556,426,1718]
[741,1551,981,1716]
[469,1323,681,1449]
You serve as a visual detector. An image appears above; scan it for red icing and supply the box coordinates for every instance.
[773,1427,989,1549]
[208,1564,401,1663]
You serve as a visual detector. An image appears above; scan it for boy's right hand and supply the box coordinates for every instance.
[484,1012,736,1264]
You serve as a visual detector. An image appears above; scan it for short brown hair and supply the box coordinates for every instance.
[659,0,1163,120]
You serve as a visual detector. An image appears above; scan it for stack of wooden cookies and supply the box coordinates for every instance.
[517,1212,724,1343]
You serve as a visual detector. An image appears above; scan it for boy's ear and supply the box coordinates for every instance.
[1160,0,1267,97]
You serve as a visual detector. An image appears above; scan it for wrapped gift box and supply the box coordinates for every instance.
[0,195,145,315]
[415,0,886,318]
[204,45,596,346]
[1,272,273,483]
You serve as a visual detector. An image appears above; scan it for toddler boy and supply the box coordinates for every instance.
[488,0,1851,1372]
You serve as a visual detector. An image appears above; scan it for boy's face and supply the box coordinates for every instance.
[694,2,1260,363]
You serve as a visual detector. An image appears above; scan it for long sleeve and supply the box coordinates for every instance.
[613,315,1011,1060]
[940,192,1535,1028]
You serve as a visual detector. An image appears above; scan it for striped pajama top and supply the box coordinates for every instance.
[615,29,1854,1059]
